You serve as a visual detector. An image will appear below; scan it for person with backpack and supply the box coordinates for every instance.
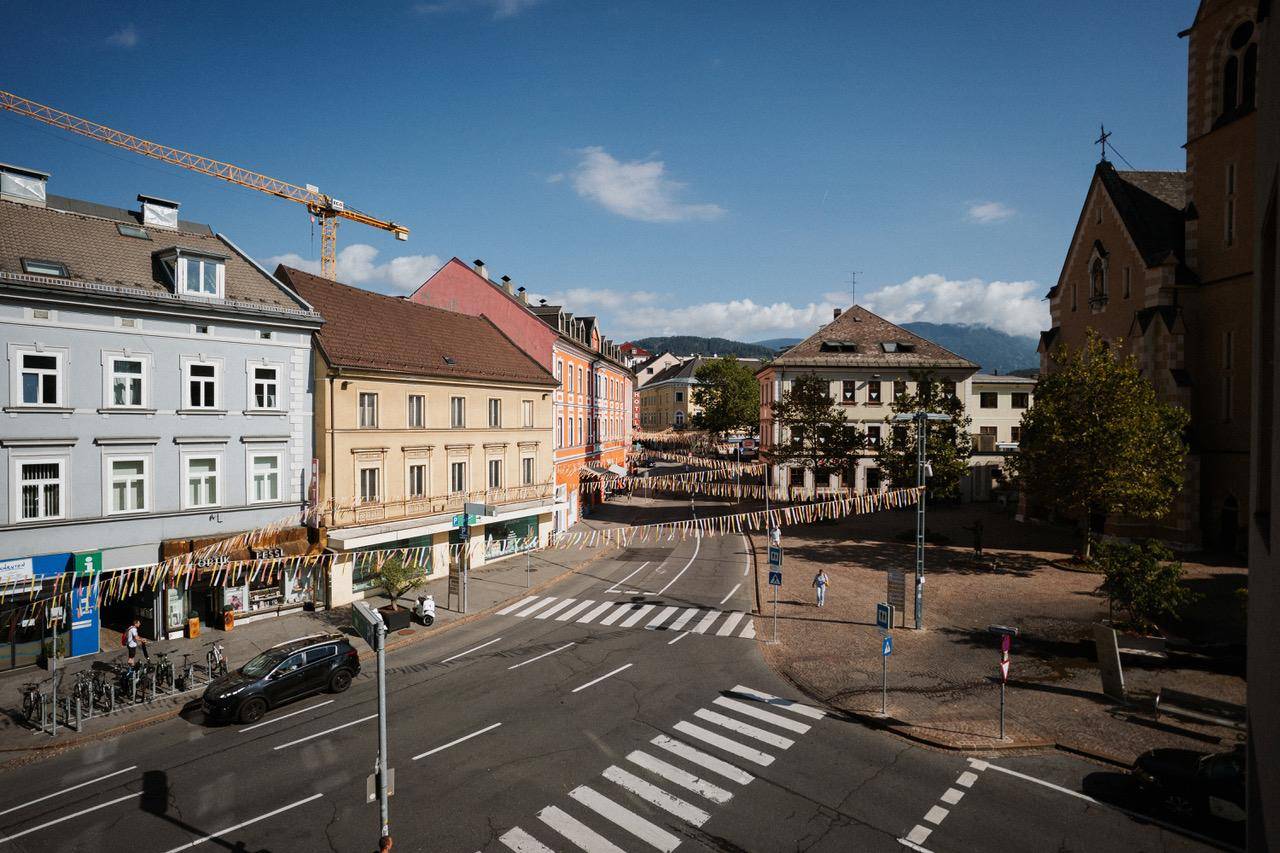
[124,618,148,666]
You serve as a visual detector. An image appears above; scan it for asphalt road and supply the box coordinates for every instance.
[0,503,1232,852]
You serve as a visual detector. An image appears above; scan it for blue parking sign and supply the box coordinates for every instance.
[882,635,893,657]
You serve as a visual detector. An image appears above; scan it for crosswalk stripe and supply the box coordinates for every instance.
[602,765,710,827]
[598,604,636,626]
[667,607,700,631]
[650,735,755,784]
[691,610,719,634]
[499,826,555,853]
[739,619,756,639]
[672,721,774,766]
[619,604,656,628]
[712,696,812,734]
[516,597,558,618]
[645,606,680,629]
[578,602,616,624]
[626,750,733,805]
[497,596,539,616]
[569,786,680,852]
[694,708,795,749]
[557,600,597,621]
[538,805,627,853]
[715,612,746,636]
[730,685,826,719]
[535,599,576,620]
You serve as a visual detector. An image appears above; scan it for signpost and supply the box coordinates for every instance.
[880,632,892,716]
[988,625,1018,740]
[886,572,906,628]
[767,546,782,644]
[353,602,392,845]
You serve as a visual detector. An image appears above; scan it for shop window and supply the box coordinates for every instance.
[358,392,378,428]
[252,367,280,410]
[250,454,281,503]
[185,456,219,508]
[108,457,148,514]
[16,350,62,406]
[110,357,145,407]
[17,459,64,521]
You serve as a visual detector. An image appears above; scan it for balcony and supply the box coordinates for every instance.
[333,482,555,528]
[971,433,998,453]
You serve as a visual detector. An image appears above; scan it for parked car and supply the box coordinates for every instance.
[202,633,360,724]
[1131,745,1245,825]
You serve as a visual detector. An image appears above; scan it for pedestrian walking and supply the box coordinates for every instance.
[812,569,829,607]
[125,618,148,665]
[770,526,782,547]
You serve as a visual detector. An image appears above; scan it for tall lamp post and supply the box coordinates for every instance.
[892,411,951,630]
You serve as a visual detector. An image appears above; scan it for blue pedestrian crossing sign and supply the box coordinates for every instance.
[768,570,783,586]
[882,635,893,656]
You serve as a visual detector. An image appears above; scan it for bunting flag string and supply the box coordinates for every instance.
[633,449,766,473]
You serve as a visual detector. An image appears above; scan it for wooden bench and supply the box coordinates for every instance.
[1155,688,1246,730]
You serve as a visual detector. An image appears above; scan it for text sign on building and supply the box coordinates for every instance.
[74,550,102,578]
[0,557,33,586]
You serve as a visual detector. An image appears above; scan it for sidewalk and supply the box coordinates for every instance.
[0,500,642,759]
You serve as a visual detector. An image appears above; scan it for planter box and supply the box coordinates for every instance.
[186,618,201,639]
[378,605,412,632]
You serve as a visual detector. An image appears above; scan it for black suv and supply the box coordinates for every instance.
[202,633,360,724]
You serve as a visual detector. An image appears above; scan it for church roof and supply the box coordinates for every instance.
[1097,162,1187,266]
[765,305,977,370]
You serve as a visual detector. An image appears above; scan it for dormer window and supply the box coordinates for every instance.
[819,340,858,352]
[21,258,68,277]
[880,341,915,353]
[157,249,226,299]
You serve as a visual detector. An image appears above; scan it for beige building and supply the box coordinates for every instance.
[639,356,763,431]
[277,266,557,606]
[966,373,1036,501]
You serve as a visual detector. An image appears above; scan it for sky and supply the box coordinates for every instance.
[1,0,1197,343]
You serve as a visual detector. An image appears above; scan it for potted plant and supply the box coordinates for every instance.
[222,604,235,632]
[1096,538,1197,652]
[376,554,424,632]
[186,609,201,639]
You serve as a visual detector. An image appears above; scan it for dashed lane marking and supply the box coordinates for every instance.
[508,642,575,670]
[413,722,503,760]
[0,764,137,817]
[571,663,633,693]
[441,636,503,663]
[159,793,324,852]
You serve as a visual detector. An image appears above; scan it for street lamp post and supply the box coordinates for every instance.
[892,410,950,630]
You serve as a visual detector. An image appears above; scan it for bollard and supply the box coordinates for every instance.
[108,683,115,714]
[75,694,81,731]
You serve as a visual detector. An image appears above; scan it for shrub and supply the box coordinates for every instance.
[1095,539,1197,632]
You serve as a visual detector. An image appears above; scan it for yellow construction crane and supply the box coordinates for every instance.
[0,89,409,279]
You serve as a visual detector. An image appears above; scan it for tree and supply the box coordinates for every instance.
[765,374,863,482]
[1008,331,1188,558]
[1095,539,1197,632]
[876,372,972,498]
[692,356,760,436]
[377,553,428,609]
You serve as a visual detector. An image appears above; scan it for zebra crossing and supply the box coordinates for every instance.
[493,685,824,853]
[495,595,757,640]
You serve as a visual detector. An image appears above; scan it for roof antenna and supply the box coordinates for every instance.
[849,270,861,308]
[1095,123,1111,163]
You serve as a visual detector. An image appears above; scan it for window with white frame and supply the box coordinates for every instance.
[175,254,225,298]
[359,465,381,503]
[556,417,562,448]
[252,366,280,410]
[186,362,219,409]
[17,350,62,406]
[450,396,465,428]
[109,356,145,407]
[408,463,428,498]
[108,457,148,514]
[185,456,219,508]
[408,394,426,428]
[522,456,535,485]
[358,392,378,428]
[488,398,501,428]
[488,458,502,489]
[449,461,466,493]
[250,453,281,503]
[17,459,64,521]
[522,400,534,428]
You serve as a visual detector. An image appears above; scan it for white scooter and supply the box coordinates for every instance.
[414,594,436,627]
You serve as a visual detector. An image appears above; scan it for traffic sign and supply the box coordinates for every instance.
[1000,634,1011,653]
[352,601,384,650]
[452,513,479,527]
[876,602,891,631]
[882,635,893,657]
[367,768,395,802]
[768,570,783,586]
[999,659,1010,682]
[767,546,782,567]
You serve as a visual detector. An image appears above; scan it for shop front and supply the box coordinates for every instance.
[484,515,539,560]
[0,551,101,671]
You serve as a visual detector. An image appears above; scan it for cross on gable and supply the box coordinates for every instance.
[1095,123,1112,162]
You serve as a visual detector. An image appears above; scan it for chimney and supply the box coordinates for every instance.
[517,286,528,304]
[473,259,489,281]
[0,163,49,206]
[500,274,515,295]
[833,307,842,320]
[138,194,179,229]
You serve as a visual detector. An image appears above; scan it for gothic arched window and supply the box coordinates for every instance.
[1220,21,1258,119]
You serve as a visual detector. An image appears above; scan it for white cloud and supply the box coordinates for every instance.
[861,273,1047,338]
[263,243,443,293]
[565,146,725,223]
[106,24,139,48]
[965,201,1015,224]
[609,297,842,341]
[413,0,540,19]
[529,288,659,311]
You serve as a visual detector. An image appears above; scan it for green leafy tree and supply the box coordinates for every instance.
[876,372,972,498]
[1009,331,1189,558]
[1095,539,1197,632]
[692,356,760,436]
[377,553,428,609]
[766,374,863,481]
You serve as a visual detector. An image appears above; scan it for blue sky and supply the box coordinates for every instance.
[1,0,1196,341]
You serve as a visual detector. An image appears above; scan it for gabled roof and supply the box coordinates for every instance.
[767,305,977,370]
[1096,162,1187,265]
[276,265,556,386]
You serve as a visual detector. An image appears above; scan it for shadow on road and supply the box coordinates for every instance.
[141,769,268,852]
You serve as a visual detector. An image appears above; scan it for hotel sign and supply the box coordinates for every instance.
[0,557,33,586]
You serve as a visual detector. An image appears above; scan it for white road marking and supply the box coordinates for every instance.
[691,610,720,634]
[0,792,139,844]
[667,608,700,631]
[535,599,576,620]
[499,826,555,853]
[598,604,635,626]
[626,750,733,804]
[571,663,633,693]
[606,561,649,593]
[619,604,656,628]
[497,596,539,616]
[578,601,616,624]
[924,805,949,825]
[718,583,741,606]
[273,714,377,750]
[905,824,933,845]
[693,708,795,749]
[568,785,681,852]
[442,636,503,663]
[557,600,597,621]
[897,835,935,853]
[650,734,755,784]
[940,787,965,805]
[715,612,746,636]
[967,759,989,771]
[538,805,626,853]
[742,535,751,575]
[509,642,575,670]
[0,764,137,817]
[955,771,979,788]
[739,619,756,639]
[645,605,680,629]
[239,700,334,733]
[413,722,503,760]
[602,765,710,827]
[672,721,774,766]
[730,685,826,719]
[655,536,701,596]
[159,793,323,852]
[711,696,811,733]
[516,597,558,618]
[666,631,690,646]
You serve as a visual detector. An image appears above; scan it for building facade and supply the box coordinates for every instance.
[966,373,1036,502]
[638,356,764,431]
[277,266,557,606]
[0,172,322,651]
[1040,0,1259,550]
[409,258,634,531]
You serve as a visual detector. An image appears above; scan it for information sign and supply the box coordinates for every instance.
[768,570,783,587]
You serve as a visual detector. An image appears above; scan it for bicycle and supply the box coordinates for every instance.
[153,650,175,691]
[176,652,197,690]
[20,681,44,725]
[205,641,227,679]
